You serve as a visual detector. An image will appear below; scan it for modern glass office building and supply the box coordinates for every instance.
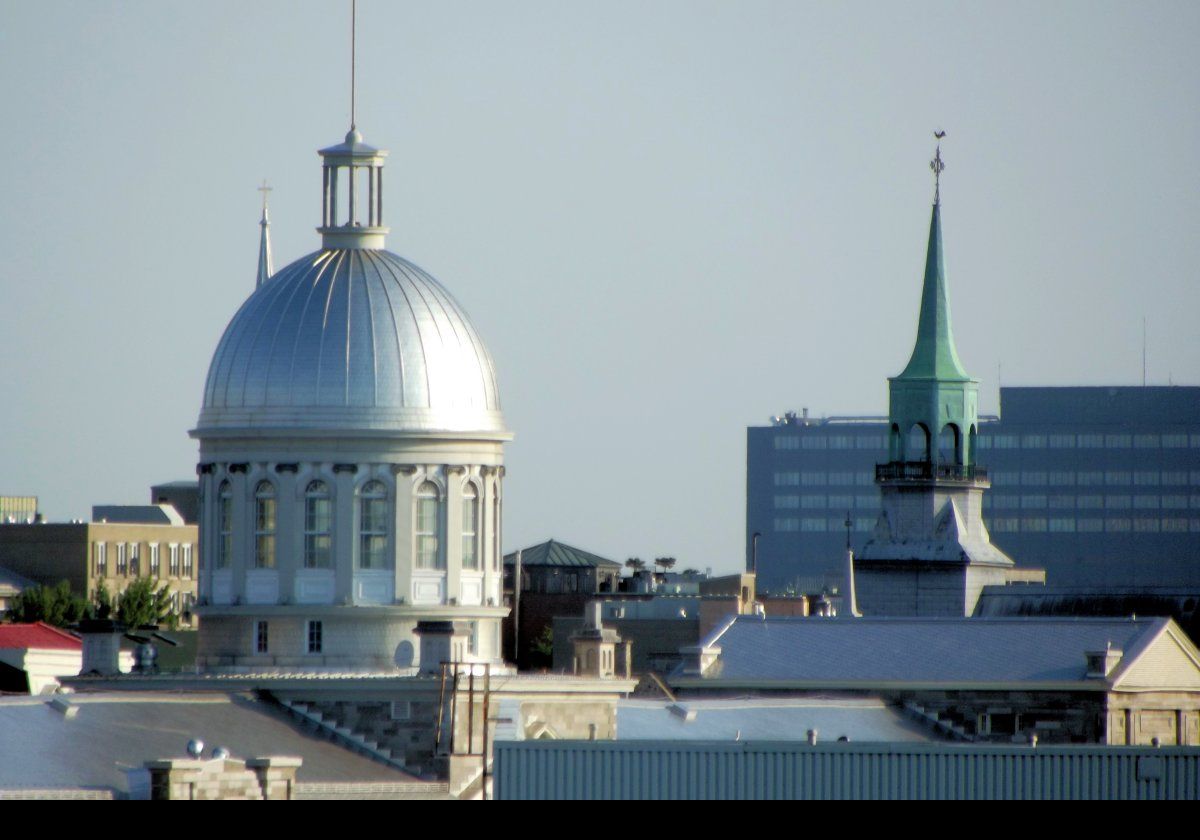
[747,386,1200,592]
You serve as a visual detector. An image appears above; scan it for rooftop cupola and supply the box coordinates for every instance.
[317,128,390,250]
[883,136,981,474]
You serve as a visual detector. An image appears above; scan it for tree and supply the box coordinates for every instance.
[115,578,176,629]
[654,557,677,574]
[6,581,88,627]
[624,557,645,574]
[531,625,554,659]
[93,582,114,620]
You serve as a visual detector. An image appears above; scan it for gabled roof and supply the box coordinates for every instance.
[0,623,82,652]
[687,616,1184,689]
[503,539,621,569]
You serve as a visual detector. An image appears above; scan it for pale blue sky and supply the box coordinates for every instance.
[1,1,1197,573]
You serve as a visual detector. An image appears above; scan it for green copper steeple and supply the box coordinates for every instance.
[885,141,980,470]
[896,203,971,382]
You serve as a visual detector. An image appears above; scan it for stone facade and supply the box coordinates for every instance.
[145,756,301,800]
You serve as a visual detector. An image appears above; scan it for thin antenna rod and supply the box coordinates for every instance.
[350,0,357,130]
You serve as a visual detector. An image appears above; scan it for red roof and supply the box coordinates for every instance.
[0,622,82,651]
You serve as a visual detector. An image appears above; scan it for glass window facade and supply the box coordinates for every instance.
[748,387,1200,591]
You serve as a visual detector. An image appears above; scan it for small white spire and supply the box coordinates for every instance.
[256,181,274,288]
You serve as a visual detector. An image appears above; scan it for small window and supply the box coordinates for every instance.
[391,701,412,721]
[182,544,194,578]
[129,543,140,576]
[149,543,160,576]
[255,621,269,654]
[307,620,323,654]
[168,543,180,576]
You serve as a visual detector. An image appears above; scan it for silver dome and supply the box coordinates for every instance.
[197,248,505,436]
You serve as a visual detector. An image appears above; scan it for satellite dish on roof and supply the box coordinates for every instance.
[186,739,204,759]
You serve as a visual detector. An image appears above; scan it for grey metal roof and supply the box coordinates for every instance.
[694,616,1169,685]
[0,692,414,793]
[615,698,935,743]
[503,539,621,569]
[198,248,505,437]
[91,505,182,526]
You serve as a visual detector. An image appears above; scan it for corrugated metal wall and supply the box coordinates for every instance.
[494,741,1200,800]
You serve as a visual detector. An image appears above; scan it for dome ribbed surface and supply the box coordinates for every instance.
[198,249,505,435]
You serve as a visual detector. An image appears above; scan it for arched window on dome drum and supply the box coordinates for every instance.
[217,481,233,569]
[304,480,333,569]
[415,481,442,571]
[462,483,479,571]
[358,480,389,570]
[254,481,276,569]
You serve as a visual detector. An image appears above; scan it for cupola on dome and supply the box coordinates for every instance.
[196,129,506,437]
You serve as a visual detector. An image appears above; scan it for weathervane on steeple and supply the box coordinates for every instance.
[931,130,947,205]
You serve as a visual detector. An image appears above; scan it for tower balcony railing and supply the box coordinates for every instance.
[875,461,987,483]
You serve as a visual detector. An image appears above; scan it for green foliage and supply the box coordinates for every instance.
[531,625,554,658]
[115,577,176,629]
[93,582,114,620]
[6,581,89,627]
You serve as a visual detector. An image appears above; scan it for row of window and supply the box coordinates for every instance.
[776,432,1200,451]
[774,470,1200,488]
[773,515,1200,534]
[774,472,877,487]
[774,435,887,451]
[92,542,193,579]
[252,619,480,656]
[981,433,1200,450]
[254,620,324,654]
[217,478,496,573]
[988,517,1199,534]
[774,517,876,533]
[987,494,1200,510]
[990,471,1199,487]
[775,495,880,511]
